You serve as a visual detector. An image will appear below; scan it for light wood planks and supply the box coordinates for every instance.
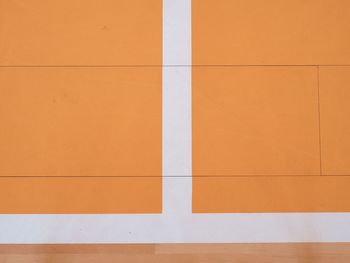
[1,244,350,262]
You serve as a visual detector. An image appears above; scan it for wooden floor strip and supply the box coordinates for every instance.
[0,244,350,262]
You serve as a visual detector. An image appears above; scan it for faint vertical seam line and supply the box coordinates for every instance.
[317,65,323,176]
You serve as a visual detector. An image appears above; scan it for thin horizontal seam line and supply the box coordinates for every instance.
[192,64,350,67]
[0,175,349,178]
[193,174,350,177]
[0,65,164,68]
[0,65,349,68]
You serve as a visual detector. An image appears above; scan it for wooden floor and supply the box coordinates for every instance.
[0,244,350,262]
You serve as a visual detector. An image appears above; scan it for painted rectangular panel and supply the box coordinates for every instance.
[0,177,161,213]
[193,176,350,213]
[193,0,350,65]
[193,67,320,176]
[0,68,161,177]
[319,66,350,175]
[0,0,162,65]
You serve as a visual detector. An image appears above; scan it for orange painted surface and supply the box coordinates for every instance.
[319,67,350,175]
[1,0,350,215]
[0,177,161,213]
[193,67,320,176]
[193,176,350,213]
[0,68,161,177]
[192,0,350,213]
[193,0,350,65]
[0,0,162,65]
[0,0,163,214]
[0,68,161,213]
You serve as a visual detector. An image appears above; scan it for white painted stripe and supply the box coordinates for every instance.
[162,69,191,178]
[1,206,350,243]
[163,0,191,66]
[162,67,192,214]
[162,0,192,215]
[1,0,350,244]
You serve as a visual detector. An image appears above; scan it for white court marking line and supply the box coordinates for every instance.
[1,0,350,243]
[162,0,191,214]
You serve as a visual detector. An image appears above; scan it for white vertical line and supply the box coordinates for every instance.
[162,0,192,214]
[163,0,191,66]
